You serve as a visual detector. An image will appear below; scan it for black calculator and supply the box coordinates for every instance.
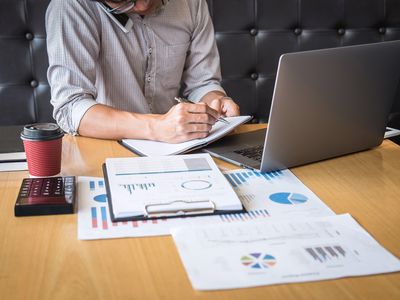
[15,176,75,216]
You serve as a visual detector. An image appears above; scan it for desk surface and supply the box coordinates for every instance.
[0,125,399,300]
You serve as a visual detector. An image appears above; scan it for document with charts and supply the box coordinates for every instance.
[78,168,334,240]
[171,214,400,290]
[103,154,243,221]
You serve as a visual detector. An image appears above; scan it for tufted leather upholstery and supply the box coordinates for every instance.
[0,0,52,125]
[207,0,400,125]
[1,0,400,134]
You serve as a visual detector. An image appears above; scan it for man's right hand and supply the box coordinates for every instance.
[78,102,219,142]
[152,102,219,143]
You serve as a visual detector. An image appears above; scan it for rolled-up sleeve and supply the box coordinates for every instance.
[182,0,226,102]
[46,0,100,134]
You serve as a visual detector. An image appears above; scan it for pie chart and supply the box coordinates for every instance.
[241,253,277,269]
[269,192,308,205]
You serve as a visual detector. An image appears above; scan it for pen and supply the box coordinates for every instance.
[174,97,230,124]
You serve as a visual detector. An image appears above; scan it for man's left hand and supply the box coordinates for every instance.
[209,96,240,118]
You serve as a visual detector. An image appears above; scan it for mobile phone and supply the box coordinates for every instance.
[97,3,134,33]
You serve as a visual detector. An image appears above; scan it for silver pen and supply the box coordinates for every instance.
[174,97,230,124]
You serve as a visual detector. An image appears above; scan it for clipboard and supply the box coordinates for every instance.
[101,155,245,222]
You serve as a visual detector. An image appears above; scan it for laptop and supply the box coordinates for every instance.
[204,41,400,172]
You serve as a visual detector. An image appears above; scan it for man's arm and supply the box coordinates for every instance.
[181,0,240,117]
[78,102,219,142]
[46,0,101,135]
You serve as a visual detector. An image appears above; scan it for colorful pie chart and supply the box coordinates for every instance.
[269,192,308,205]
[241,253,277,269]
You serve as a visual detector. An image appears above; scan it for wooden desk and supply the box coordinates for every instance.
[0,125,399,300]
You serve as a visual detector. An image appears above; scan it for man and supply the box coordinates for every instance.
[46,0,240,143]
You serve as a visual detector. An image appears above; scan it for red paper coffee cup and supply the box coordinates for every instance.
[21,123,64,176]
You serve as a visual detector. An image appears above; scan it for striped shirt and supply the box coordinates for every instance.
[46,0,225,134]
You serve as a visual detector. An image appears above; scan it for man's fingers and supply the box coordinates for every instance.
[187,113,216,125]
[176,123,212,134]
[222,100,240,117]
[209,98,222,115]
[181,102,219,119]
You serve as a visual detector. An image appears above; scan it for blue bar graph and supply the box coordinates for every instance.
[91,207,97,228]
[100,206,108,230]
[89,180,104,191]
[224,170,284,187]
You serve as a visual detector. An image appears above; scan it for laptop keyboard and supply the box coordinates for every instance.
[233,145,263,162]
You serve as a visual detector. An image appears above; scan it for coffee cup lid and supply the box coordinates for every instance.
[21,123,64,141]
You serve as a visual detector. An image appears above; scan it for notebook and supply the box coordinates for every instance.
[102,153,244,222]
[119,115,251,156]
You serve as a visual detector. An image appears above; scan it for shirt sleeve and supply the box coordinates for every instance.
[46,0,100,135]
[181,0,226,102]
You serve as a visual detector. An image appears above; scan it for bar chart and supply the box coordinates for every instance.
[120,183,156,193]
[304,245,357,263]
[224,169,284,187]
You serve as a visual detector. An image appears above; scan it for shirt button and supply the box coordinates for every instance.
[148,47,153,55]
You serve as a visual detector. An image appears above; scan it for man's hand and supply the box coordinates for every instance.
[200,91,240,119]
[77,93,239,142]
[153,102,219,143]
[209,96,240,118]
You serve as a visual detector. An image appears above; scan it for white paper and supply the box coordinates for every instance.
[0,161,27,172]
[121,116,252,156]
[0,152,26,161]
[171,214,400,290]
[105,154,242,218]
[223,168,334,219]
[384,126,400,138]
[77,168,334,240]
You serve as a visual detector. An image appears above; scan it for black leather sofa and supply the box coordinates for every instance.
[1,0,400,142]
